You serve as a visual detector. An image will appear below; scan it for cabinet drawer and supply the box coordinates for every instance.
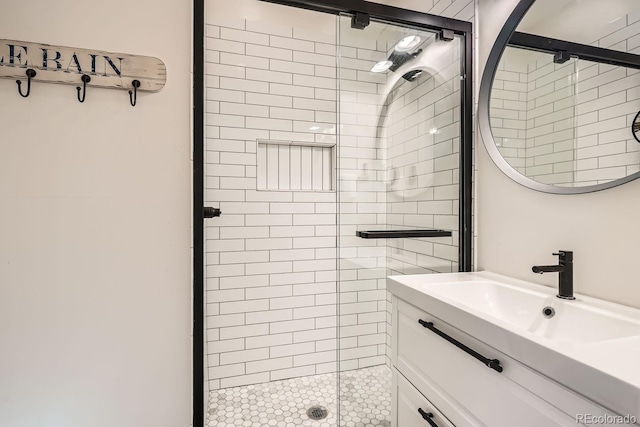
[393,298,584,427]
[393,368,457,427]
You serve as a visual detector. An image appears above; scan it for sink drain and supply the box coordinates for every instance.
[542,306,555,318]
[307,406,329,420]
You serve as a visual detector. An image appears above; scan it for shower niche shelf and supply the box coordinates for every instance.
[357,229,452,239]
[257,140,335,192]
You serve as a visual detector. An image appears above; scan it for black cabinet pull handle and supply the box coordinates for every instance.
[418,319,503,373]
[418,408,439,427]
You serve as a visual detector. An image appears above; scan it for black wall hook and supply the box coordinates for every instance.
[129,80,141,106]
[16,69,37,98]
[76,74,91,103]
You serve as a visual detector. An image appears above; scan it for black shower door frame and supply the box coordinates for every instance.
[192,1,473,425]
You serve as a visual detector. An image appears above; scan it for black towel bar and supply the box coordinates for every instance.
[356,229,452,239]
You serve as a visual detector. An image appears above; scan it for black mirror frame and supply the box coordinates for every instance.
[632,110,640,144]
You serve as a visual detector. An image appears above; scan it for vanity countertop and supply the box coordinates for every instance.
[388,271,640,419]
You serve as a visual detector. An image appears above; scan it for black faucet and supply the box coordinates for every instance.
[532,251,575,300]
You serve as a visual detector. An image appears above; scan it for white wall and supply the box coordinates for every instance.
[477,0,640,309]
[0,1,192,427]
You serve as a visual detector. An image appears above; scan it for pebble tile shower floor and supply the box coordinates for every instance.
[207,365,392,427]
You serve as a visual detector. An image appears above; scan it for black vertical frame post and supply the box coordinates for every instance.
[460,30,473,272]
[193,0,205,426]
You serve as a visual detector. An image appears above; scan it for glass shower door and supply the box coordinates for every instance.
[336,15,463,426]
[199,2,469,425]
[202,1,342,425]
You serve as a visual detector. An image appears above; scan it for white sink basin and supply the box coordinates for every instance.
[424,280,640,344]
[387,271,640,419]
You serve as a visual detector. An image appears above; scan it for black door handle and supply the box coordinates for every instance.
[203,207,222,218]
[418,408,439,427]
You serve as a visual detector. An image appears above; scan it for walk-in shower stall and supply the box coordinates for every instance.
[194,1,472,425]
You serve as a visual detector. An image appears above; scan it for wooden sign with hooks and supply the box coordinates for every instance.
[0,38,166,99]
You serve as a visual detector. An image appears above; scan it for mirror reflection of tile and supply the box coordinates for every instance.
[490,3,640,187]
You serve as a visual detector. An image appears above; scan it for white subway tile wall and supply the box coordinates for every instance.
[368,0,474,22]
[204,0,474,391]
[490,13,640,186]
[382,34,462,366]
[205,15,340,391]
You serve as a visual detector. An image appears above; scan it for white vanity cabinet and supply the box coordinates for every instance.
[392,369,457,427]
[390,296,622,427]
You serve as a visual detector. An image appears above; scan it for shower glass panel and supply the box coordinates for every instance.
[203,1,341,425]
[337,15,463,426]
[201,1,467,425]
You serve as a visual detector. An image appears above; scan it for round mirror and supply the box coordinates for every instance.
[479,0,640,193]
